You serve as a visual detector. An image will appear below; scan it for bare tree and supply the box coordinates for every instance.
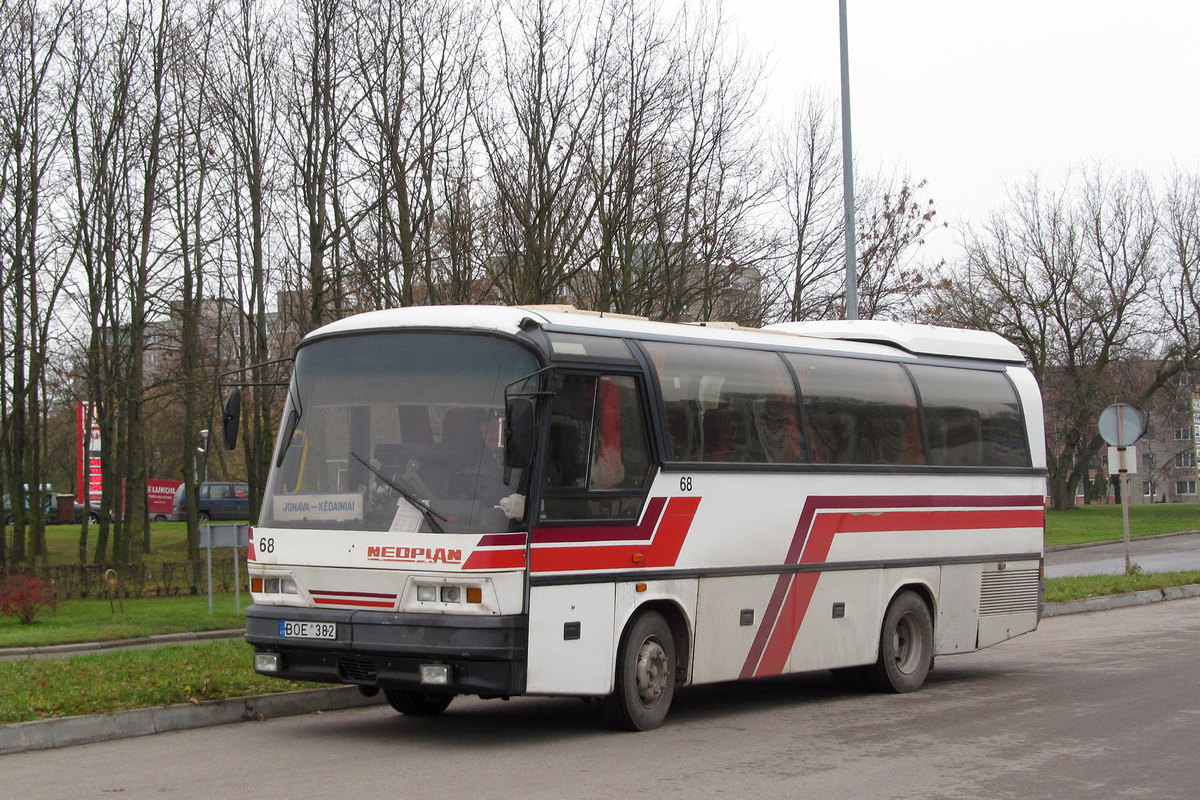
[770,94,845,322]
[344,0,483,307]
[928,167,1198,510]
[854,176,944,320]
[475,0,611,304]
[639,3,767,324]
[0,0,75,565]
[285,0,362,326]
[216,0,285,520]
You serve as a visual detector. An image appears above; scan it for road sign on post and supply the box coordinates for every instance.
[1193,390,1200,505]
[1099,404,1144,575]
[199,523,250,616]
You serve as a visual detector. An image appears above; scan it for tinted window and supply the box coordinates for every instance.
[909,365,1029,467]
[541,373,652,521]
[786,354,924,465]
[643,342,803,464]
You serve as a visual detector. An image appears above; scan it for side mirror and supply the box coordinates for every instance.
[221,388,242,450]
[504,398,536,470]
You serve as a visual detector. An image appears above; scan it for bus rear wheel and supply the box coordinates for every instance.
[866,591,933,693]
[601,610,676,731]
[383,688,454,716]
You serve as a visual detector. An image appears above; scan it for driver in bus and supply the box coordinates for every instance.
[453,412,525,523]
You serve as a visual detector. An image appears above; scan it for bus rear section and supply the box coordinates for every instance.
[236,306,1046,730]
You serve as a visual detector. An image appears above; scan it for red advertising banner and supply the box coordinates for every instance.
[77,402,103,507]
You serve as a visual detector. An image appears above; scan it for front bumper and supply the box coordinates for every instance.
[244,604,528,696]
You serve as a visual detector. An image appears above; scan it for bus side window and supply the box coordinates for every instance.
[789,354,923,467]
[541,373,651,521]
[644,341,805,464]
[910,364,1029,468]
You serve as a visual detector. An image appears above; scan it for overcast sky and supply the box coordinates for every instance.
[728,0,1200,259]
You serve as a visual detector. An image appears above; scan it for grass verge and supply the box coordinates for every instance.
[0,595,245,649]
[0,639,324,725]
[1045,503,1200,547]
[1043,571,1200,603]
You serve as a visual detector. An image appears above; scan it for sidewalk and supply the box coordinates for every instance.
[3,582,1199,756]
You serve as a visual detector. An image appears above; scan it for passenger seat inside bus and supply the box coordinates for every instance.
[808,410,857,464]
[703,408,746,462]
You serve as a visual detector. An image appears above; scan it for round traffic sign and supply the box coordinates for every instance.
[1098,403,1143,447]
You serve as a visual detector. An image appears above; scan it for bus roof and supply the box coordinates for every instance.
[763,320,1025,362]
[306,306,1025,364]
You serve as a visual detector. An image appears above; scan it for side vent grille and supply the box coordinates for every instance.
[980,568,1040,616]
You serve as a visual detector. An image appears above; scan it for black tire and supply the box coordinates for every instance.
[865,591,934,693]
[198,511,211,522]
[383,688,454,716]
[600,610,676,731]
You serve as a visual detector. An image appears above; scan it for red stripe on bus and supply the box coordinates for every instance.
[741,495,1043,679]
[312,597,396,609]
[829,508,1045,536]
[529,497,667,544]
[462,548,527,570]
[310,590,397,599]
[465,497,675,570]
[751,514,842,676]
[529,496,701,573]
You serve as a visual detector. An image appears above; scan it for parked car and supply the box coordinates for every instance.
[171,481,250,522]
[3,492,90,524]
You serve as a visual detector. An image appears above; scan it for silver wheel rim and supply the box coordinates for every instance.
[635,636,670,708]
[892,611,924,675]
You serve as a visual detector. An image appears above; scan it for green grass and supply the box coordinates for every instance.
[0,594,246,649]
[0,639,322,724]
[6,521,230,567]
[1043,571,1200,603]
[1045,503,1200,547]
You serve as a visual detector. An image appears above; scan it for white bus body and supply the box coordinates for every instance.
[243,306,1045,729]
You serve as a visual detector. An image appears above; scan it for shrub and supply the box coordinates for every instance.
[0,574,59,624]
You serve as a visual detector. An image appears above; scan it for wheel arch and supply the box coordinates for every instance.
[621,599,692,686]
[888,581,936,629]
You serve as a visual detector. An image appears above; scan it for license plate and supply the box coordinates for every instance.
[279,620,336,639]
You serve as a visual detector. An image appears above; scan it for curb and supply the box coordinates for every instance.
[1040,582,1200,616]
[4,584,1199,755]
[0,629,244,661]
[0,685,385,756]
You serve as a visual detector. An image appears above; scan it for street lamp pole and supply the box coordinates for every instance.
[839,0,858,320]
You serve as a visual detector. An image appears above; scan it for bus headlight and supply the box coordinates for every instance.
[406,579,490,612]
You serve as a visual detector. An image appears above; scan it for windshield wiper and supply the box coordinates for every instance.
[351,451,446,534]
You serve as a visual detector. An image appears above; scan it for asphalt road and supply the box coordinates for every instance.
[1045,531,1200,578]
[5,597,1199,799]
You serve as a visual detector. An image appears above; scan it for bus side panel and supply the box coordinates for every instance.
[525,583,615,695]
[936,563,983,655]
[690,576,776,684]
[785,569,883,674]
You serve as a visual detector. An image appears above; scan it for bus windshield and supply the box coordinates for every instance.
[259,331,540,533]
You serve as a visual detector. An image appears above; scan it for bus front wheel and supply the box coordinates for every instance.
[601,610,676,731]
[866,591,933,693]
[383,688,454,716]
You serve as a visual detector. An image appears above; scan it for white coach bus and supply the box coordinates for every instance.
[230,305,1045,730]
